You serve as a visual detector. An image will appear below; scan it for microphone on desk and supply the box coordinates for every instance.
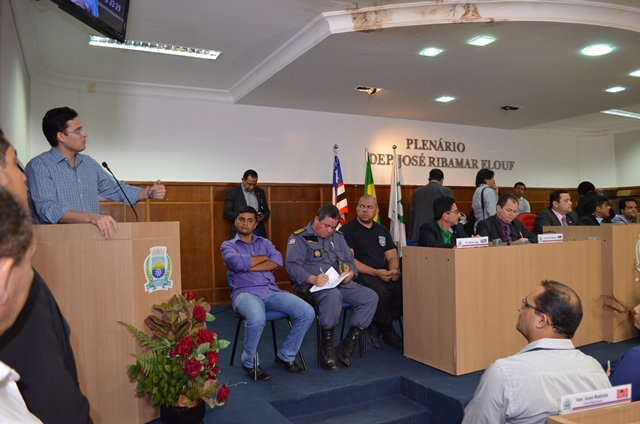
[102,162,139,222]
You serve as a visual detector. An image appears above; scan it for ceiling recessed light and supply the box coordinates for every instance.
[601,109,640,120]
[419,47,443,57]
[354,86,382,95]
[468,36,495,47]
[436,96,455,103]
[89,36,222,60]
[605,86,626,93]
[630,70,640,77]
[580,44,613,56]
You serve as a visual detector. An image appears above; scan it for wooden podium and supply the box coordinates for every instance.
[545,224,640,343]
[32,222,182,424]
[403,241,603,376]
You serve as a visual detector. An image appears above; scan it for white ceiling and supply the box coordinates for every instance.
[12,0,640,135]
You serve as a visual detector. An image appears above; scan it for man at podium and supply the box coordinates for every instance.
[25,107,166,239]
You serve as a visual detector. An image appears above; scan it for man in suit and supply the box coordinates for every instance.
[223,169,270,239]
[612,197,638,224]
[533,190,580,234]
[418,196,468,248]
[409,168,453,244]
[477,194,537,244]
[579,194,611,226]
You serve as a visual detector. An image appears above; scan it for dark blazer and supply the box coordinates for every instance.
[223,184,270,239]
[533,208,580,234]
[418,221,468,248]
[409,181,454,243]
[476,215,537,244]
[580,214,611,226]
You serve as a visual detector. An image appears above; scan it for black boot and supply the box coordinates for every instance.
[380,325,403,350]
[320,327,339,371]
[335,327,362,367]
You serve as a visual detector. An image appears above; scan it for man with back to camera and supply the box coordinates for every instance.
[224,169,270,239]
[512,182,530,217]
[25,107,166,239]
[579,195,612,226]
[341,195,403,350]
[612,197,637,224]
[221,206,314,381]
[0,187,42,423]
[409,168,453,244]
[286,204,378,371]
[477,194,537,244]
[0,129,92,423]
[418,196,468,248]
[533,189,580,234]
[462,280,611,424]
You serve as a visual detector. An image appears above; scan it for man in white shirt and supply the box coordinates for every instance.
[462,280,611,424]
[612,197,637,224]
[512,182,530,216]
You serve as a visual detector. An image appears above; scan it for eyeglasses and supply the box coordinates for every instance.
[445,209,461,215]
[64,126,85,135]
[521,297,545,314]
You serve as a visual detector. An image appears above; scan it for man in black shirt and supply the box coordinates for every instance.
[341,195,403,350]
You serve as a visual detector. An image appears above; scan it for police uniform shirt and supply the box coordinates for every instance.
[285,221,357,290]
[341,219,396,270]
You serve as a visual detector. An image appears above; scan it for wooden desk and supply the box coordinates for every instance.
[546,224,640,342]
[33,222,182,424]
[547,401,640,424]
[403,241,603,375]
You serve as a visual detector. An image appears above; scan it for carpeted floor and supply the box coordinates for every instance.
[148,305,638,424]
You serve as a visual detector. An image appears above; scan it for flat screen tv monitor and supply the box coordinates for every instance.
[50,0,130,43]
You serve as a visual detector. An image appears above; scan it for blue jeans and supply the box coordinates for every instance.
[233,289,315,368]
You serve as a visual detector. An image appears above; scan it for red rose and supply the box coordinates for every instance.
[216,384,230,404]
[175,336,194,357]
[207,351,219,366]
[186,291,196,300]
[184,358,202,379]
[193,305,207,323]
[196,328,214,346]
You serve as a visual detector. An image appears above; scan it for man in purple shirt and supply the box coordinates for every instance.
[221,206,314,381]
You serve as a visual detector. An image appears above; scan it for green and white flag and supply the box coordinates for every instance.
[388,147,406,257]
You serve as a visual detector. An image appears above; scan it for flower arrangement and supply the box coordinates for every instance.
[118,291,230,409]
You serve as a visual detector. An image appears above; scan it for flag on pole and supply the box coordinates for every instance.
[389,147,407,257]
[364,149,380,223]
[332,153,348,226]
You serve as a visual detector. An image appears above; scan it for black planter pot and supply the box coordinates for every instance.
[160,401,206,424]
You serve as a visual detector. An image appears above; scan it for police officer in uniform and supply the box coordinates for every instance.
[286,204,378,371]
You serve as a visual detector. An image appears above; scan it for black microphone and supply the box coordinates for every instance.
[102,162,139,222]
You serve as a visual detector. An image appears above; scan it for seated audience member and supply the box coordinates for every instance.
[418,196,468,248]
[25,107,165,239]
[533,189,580,234]
[286,205,378,370]
[463,280,611,424]
[512,182,530,216]
[471,168,498,232]
[477,194,537,244]
[579,195,611,226]
[0,130,92,423]
[341,195,403,350]
[221,206,314,381]
[0,187,41,423]
[612,197,638,224]
[609,303,640,401]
